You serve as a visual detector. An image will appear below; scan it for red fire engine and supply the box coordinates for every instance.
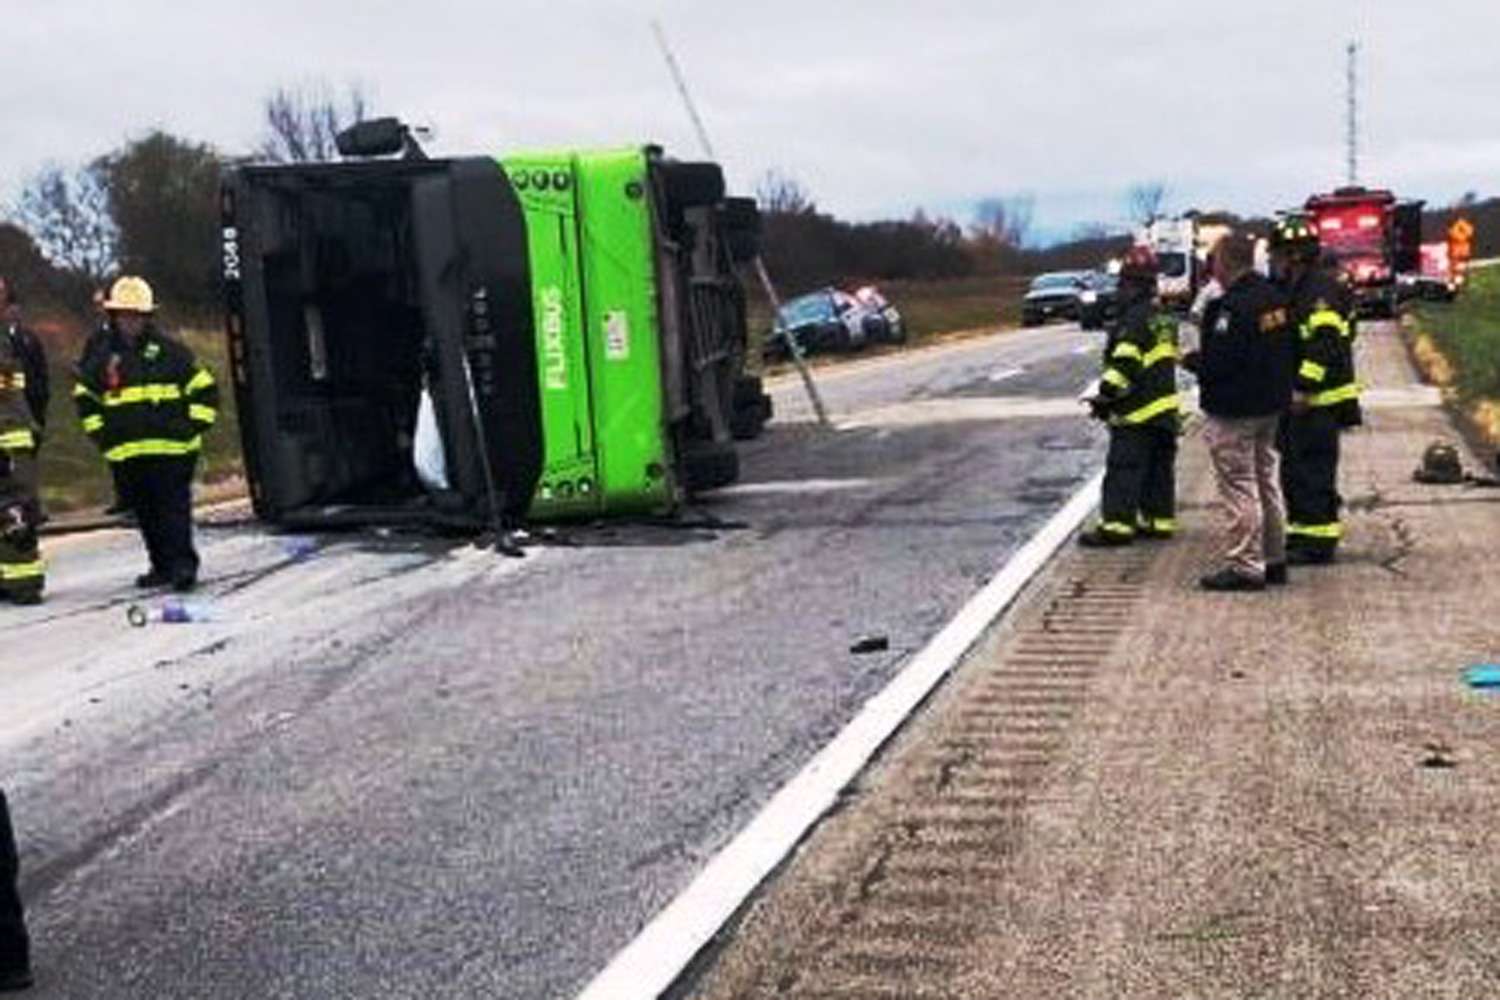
[1304,186,1398,317]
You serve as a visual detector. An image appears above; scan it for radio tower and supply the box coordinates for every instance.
[1345,40,1359,186]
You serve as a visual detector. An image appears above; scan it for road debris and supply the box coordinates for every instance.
[1463,664,1500,689]
[127,599,220,627]
[1420,740,1458,769]
[849,635,890,654]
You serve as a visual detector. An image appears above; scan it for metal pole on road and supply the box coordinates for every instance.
[652,18,831,429]
[753,257,830,427]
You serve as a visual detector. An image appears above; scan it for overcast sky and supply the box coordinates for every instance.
[3,1,1496,242]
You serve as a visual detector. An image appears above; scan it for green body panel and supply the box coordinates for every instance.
[574,149,677,513]
[501,149,676,519]
[502,153,600,518]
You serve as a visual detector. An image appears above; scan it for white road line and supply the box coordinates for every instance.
[988,366,1025,383]
[573,470,1105,1000]
[714,478,887,497]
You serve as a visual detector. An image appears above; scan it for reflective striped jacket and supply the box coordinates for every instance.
[1098,300,1179,429]
[1289,268,1361,426]
[0,332,37,454]
[73,327,218,464]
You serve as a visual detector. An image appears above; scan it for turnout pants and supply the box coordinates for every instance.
[0,790,28,978]
[1100,424,1178,539]
[1204,414,1286,578]
[0,450,43,603]
[1279,408,1342,556]
[116,455,199,582]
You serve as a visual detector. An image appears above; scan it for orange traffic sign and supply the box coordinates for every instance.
[1449,217,1474,263]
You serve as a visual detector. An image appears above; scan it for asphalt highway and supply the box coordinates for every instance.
[3,321,1106,999]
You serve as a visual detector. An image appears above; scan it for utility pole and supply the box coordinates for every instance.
[649,19,830,428]
[651,20,716,161]
[1346,40,1359,186]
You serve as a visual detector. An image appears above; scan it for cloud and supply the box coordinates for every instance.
[2,0,1498,234]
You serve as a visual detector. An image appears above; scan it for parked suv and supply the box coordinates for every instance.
[1021,271,1092,327]
[1077,271,1120,330]
[768,285,904,357]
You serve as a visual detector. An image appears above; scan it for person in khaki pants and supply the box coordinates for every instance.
[1182,233,1296,591]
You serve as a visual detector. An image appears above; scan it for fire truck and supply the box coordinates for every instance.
[1303,186,1418,318]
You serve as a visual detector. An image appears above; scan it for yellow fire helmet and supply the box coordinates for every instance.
[103,275,157,314]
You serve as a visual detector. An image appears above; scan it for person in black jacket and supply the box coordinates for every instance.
[0,790,30,992]
[1269,217,1360,564]
[1078,245,1181,546]
[0,280,48,439]
[74,277,218,592]
[1182,232,1296,591]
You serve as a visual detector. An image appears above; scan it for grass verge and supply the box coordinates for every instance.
[1407,266,1500,452]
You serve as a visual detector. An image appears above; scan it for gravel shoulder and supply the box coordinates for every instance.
[687,323,1500,1000]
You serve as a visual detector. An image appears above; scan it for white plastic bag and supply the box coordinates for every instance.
[413,387,450,492]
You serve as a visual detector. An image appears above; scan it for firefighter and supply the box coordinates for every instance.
[0,306,43,606]
[0,280,49,438]
[74,277,218,592]
[1269,215,1359,564]
[1078,245,1181,546]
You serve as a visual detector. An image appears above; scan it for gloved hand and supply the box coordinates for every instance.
[1,503,30,544]
[1289,392,1311,415]
[1179,350,1201,374]
[1086,397,1111,421]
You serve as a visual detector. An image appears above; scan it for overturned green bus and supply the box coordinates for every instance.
[222,128,769,531]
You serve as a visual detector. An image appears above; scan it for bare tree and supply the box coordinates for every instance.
[973,195,1035,248]
[11,163,117,285]
[1126,181,1170,224]
[258,81,370,163]
[1070,221,1115,241]
[755,169,815,215]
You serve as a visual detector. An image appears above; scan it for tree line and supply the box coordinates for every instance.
[754,174,1160,299]
[0,84,368,326]
[4,90,1495,329]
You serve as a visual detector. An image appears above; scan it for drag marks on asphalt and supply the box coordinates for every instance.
[572,472,1106,1000]
[693,550,1156,999]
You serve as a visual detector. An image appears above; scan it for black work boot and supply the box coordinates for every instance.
[1286,547,1335,566]
[135,570,170,589]
[1077,527,1133,548]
